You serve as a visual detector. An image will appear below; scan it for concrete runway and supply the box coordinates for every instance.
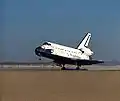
[0,65,120,101]
[1,64,120,70]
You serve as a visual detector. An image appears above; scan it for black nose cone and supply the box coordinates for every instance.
[35,46,41,56]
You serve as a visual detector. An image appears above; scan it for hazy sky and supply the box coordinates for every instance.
[1,0,120,62]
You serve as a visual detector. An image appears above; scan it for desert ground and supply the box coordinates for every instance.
[0,66,120,101]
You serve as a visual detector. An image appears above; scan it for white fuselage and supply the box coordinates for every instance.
[41,42,93,60]
[35,33,104,68]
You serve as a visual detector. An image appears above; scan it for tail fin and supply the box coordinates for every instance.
[76,32,91,49]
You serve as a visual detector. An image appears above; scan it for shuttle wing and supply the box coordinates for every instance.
[53,55,104,66]
[75,59,104,65]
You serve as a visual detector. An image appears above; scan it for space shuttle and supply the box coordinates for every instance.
[35,32,104,70]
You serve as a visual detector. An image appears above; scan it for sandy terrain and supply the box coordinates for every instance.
[0,70,120,101]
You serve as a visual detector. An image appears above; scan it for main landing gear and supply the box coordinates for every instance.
[61,64,88,71]
[61,64,66,70]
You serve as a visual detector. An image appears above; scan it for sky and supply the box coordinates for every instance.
[1,0,120,62]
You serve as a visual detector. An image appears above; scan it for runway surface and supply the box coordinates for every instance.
[0,65,120,101]
[1,63,120,71]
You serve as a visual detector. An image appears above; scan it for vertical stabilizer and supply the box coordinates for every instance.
[76,32,91,49]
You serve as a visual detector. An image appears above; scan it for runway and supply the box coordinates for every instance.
[1,63,120,71]
[0,64,120,101]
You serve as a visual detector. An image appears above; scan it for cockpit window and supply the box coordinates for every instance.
[43,42,51,45]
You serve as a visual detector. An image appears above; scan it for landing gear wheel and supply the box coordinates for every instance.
[76,67,80,70]
[61,67,66,70]
[61,64,66,70]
